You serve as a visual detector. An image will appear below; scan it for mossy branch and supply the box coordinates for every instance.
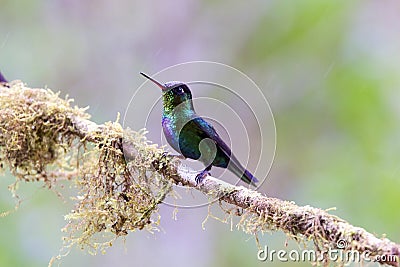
[0,80,399,266]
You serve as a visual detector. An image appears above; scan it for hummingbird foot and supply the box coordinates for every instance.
[195,165,212,184]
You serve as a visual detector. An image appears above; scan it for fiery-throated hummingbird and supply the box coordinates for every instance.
[140,72,258,186]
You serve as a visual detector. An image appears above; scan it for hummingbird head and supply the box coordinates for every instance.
[140,72,194,112]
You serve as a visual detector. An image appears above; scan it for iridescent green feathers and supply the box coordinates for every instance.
[141,73,258,186]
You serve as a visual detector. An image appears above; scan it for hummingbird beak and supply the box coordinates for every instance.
[140,72,166,91]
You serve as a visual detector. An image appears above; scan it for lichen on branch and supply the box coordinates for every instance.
[0,81,173,256]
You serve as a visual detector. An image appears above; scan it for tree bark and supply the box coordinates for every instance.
[0,80,399,266]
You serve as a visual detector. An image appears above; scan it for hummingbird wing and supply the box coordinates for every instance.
[187,117,258,185]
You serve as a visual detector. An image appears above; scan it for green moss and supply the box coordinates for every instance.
[0,81,88,181]
[0,82,173,260]
[62,127,172,256]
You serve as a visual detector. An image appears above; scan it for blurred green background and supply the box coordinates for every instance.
[1,0,399,266]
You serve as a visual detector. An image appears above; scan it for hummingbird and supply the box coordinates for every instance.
[140,72,258,186]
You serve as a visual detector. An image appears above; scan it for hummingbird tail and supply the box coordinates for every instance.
[228,161,258,186]
[242,169,259,186]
